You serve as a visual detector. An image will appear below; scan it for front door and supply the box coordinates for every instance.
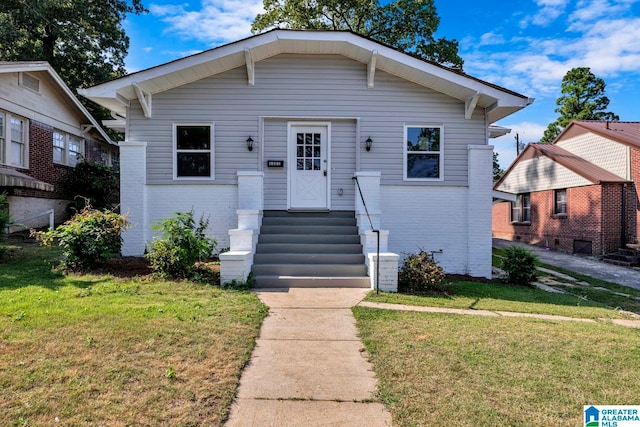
[289,124,329,209]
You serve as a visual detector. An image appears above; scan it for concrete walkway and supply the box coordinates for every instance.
[225,288,392,427]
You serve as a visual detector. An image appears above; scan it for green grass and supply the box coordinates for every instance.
[354,307,640,426]
[0,244,267,426]
[493,247,640,314]
[365,281,634,319]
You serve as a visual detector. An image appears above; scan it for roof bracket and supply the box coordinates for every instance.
[465,92,481,120]
[368,50,378,89]
[245,48,255,86]
[80,124,94,135]
[133,83,152,118]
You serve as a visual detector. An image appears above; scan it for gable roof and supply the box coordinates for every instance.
[0,61,114,145]
[79,29,533,123]
[556,120,640,149]
[494,142,629,190]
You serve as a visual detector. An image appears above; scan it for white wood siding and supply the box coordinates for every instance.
[556,132,629,179]
[496,157,593,194]
[128,54,486,188]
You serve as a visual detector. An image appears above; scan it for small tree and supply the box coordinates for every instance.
[34,204,128,270]
[501,245,538,286]
[146,211,217,279]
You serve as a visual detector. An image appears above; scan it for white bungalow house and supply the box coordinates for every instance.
[80,30,533,290]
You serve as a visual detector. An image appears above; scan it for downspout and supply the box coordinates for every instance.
[621,183,626,249]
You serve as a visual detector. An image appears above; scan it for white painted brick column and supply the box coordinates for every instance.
[467,145,493,278]
[119,141,147,256]
[220,171,264,285]
[354,171,398,292]
[353,171,381,230]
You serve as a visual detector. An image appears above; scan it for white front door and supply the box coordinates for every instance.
[289,124,329,209]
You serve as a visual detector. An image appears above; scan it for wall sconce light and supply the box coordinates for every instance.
[365,137,373,152]
[246,136,254,151]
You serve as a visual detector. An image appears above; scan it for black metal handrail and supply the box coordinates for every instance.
[352,176,380,294]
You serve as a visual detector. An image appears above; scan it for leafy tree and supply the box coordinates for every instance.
[252,0,463,69]
[493,152,504,182]
[0,0,146,120]
[542,67,619,142]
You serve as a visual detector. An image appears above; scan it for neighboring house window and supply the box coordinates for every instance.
[10,117,27,167]
[511,193,531,223]
[53,131,84,166]
[554,189,567,215]
[404,125,443,180]
[174,123,213,178]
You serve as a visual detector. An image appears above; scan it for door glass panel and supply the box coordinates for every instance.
[296,132,322,172]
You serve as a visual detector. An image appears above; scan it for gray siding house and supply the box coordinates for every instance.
[80,30,532,290]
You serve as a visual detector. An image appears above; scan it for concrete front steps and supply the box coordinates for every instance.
[252,211,370,288]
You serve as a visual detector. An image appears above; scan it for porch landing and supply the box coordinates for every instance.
[252,211,370,288]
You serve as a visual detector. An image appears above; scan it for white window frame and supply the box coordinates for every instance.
[403,124,444,181]
[0,111,4,164]
[53,130,84,166]
[511,193,531,223]
[173,122,215,180]
[554,189,567,216]
[8,114,28,168]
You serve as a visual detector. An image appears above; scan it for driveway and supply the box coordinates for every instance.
[493,238,640,290]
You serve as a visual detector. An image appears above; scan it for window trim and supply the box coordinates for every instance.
[403,124,444,182]
[172,122,215,180]
[53,130,84,167]
[553,188,567,217]
[8,115,28,168]
[511,193,531,224]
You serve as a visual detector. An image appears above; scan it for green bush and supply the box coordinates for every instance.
[399,249,446,292]
[501,245,538,286]
[34,205,128,270]
[62,161,119,211]
[0,193,11,233]
[146,211,217,279]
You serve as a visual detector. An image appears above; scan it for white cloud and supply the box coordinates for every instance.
[521,0,570,27]
[149,0,265,45]
[478,31,506,46]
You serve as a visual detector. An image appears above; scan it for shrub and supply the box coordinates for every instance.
[146,211,217,279]
[501,245,538,286]
[34,205,128,270]
[399,249,446,292]
[0,193,11,233]
[62,161,119,211]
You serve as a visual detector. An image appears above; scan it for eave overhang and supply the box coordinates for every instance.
[79,30,533,123]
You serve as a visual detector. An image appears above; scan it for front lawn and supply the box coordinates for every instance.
[354,307,640,426]
[364,280,635,319]
[0,244,267,426]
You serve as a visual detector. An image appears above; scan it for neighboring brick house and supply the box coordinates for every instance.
[0,62,117,230]
[493,120,640,255]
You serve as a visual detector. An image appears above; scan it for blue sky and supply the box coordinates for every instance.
[122,0,640,168]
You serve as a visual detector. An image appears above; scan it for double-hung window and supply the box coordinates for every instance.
[53,131,84,166]
[10,117,26,167]
[554,189,567,215]
[511,193,531,223]
[404,125,443,180]
[174,123,213,178]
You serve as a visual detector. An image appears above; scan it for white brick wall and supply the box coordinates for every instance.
[145,184,237,252]
[119,141,147,256]
[379,145,493,278]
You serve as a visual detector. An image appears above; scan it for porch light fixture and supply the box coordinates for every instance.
[246,136,254,151]
[365,137,373,152]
